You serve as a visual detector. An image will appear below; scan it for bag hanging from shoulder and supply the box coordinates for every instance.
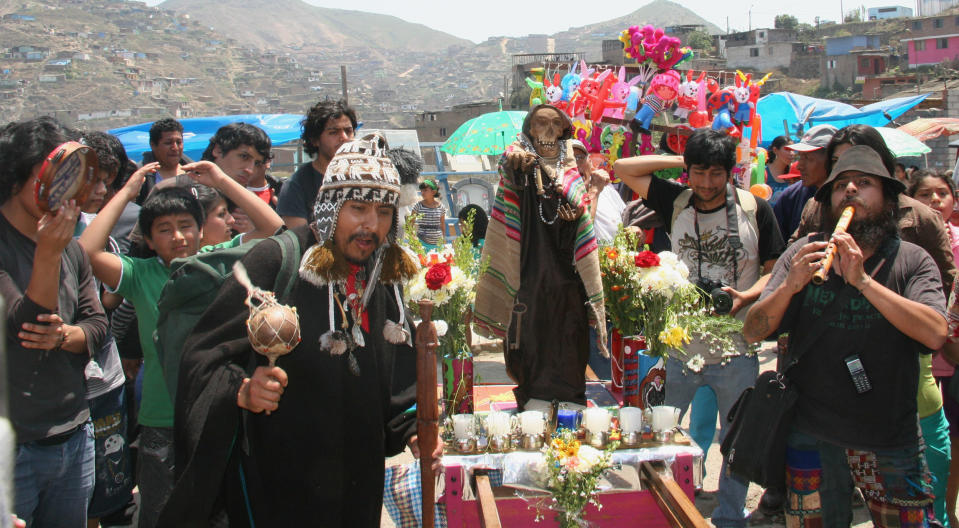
[720,369,797,490]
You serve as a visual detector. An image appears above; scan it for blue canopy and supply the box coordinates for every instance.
[109,114,304,162]
[755,92,931,148]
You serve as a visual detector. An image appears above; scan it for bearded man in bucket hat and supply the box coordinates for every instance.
[744,145,948,526]
[159,133,440,527]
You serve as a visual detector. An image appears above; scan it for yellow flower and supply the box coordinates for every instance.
[550,437,580,459]
[659,325,691,349]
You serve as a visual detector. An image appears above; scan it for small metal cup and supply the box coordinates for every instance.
[655,430,674,444]
[455,437,477,454]
[475,436,489,452]
[488,434,510,453]
[520,433,544,450]
[585,430,610,449]
[621,431,642,447]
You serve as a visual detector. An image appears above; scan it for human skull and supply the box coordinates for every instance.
[528,106,565,159]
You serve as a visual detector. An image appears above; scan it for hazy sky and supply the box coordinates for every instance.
[146,0,918,43]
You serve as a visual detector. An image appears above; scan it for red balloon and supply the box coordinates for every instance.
[688,111,709,128]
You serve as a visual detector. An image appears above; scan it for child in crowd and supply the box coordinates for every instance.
[181,160,284,249]
[78,159,282,527]
[909,169,959,527]
[411,179,446,250]
[76,131,136,526]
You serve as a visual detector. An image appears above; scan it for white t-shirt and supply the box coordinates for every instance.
[592,187,626,243]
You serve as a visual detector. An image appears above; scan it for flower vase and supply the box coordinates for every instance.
[621,335,645,407]
[610,329,625,390]
[621,335,667,410]
[557,510,587,528]
[441,353,474,415]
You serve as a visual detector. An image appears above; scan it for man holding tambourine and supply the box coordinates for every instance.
[0,117,109,525]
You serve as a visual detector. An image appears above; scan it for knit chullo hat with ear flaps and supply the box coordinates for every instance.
[300,132,418,347]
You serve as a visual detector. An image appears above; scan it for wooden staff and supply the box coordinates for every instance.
[812,206,855,285]
[415,300,439,528]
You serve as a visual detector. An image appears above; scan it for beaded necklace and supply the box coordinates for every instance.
[519,136,567,225]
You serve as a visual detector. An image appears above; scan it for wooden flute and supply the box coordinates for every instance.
[812,205,855,285]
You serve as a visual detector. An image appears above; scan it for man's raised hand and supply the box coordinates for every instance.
[785,240,829,294]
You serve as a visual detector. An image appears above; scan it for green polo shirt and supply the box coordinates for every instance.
[114,256,174,427]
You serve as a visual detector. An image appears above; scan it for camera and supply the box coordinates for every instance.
[695,277,733,315]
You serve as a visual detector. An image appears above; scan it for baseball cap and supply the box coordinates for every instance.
[779,161,802,180]
[785,125,838,153]
[814,145,905,202]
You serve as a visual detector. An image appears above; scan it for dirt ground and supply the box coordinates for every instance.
[383,340,877,527]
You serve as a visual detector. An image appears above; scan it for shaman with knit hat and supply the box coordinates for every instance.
[159,133,435,527]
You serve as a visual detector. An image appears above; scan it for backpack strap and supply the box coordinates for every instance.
[734,188,759,235]
[272,229,301,303]
[670,188,694,231]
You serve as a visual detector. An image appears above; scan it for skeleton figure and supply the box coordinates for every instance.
[476,103,608,411]
[505,105,584,222]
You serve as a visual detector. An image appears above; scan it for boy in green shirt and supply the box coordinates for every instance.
[79,159,282,528]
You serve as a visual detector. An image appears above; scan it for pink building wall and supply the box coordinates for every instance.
[909,36,959,66]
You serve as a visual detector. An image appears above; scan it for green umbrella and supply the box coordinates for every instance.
[440,110,527,156]
[876,127,931,158]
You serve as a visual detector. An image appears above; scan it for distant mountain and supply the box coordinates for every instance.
[470,0,724,61]
[159,0,473,52]
[549,0,723,53]
[569,0,724,37]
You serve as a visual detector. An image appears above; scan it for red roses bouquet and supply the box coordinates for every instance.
[403,210,486,360]
[599,227,697,358]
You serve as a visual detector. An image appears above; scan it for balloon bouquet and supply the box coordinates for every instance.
[703,70,773,197]
[525,60,638,182]
[520,26,772,198]
[620,24,775,199]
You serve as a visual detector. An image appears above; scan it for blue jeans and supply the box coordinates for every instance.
[665,355,759,528]
[14,421,95,527]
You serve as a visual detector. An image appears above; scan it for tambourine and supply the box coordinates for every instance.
[34,141,98,212]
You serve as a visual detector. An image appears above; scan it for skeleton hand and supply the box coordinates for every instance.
[557,202,585,221]
[506,149,537,175]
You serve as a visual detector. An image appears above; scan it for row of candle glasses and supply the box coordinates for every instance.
[446,405,683,453]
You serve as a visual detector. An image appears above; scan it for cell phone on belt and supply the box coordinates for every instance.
[844,355,872,394]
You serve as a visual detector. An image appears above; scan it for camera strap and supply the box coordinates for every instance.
[693,183,741,285]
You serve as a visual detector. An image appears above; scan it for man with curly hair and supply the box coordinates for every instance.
[277,100,356,228]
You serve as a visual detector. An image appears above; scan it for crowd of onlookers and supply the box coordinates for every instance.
[6,96,959,528]
[1,100,368,527]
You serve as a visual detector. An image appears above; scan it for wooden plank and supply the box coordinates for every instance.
[474,474,503,528]
[640,462,709,528]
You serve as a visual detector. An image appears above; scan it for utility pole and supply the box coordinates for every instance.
[749,5,754,31]
[340,65,348,104]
